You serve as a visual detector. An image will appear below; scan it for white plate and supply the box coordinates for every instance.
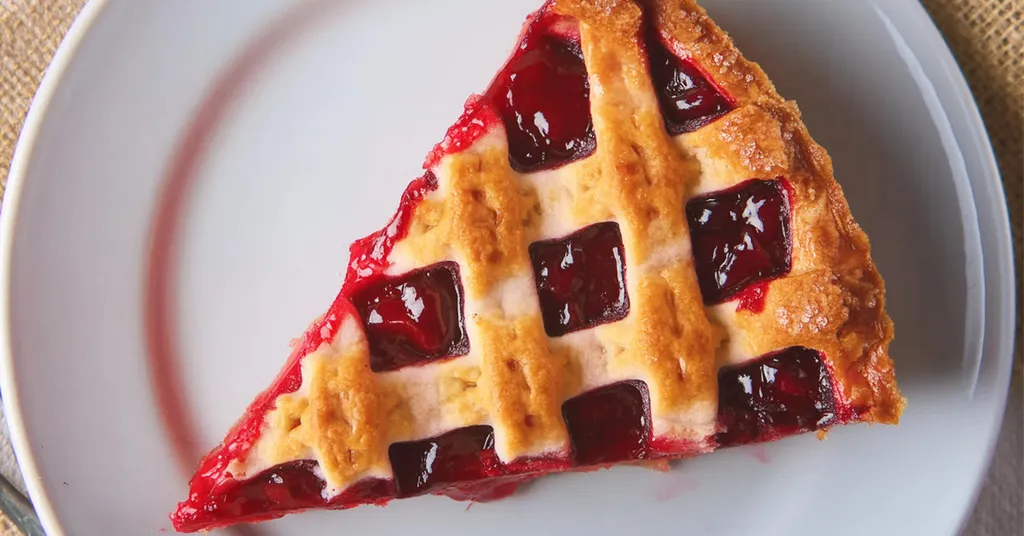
[1,0,1015,535]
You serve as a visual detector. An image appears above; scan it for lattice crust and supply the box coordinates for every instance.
[227,0,904,498]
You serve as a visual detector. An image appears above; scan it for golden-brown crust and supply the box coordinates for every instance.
[678,105,792,187]
[654,0,903,421]
[476,313,571,458]
[389,135,575,460]
[240,0,903,493]
[398,142,532,297]
[239,320,393,489]
[555,0,721,434]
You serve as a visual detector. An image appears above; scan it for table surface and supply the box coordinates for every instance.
[0,1,1020,535]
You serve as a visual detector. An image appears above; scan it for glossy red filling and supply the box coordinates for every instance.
[645,29,734,135]
[686,178,793,305]
[494,27,595,172]
[716,346,837,446]
[175,347,843,531]
[346,171,439,288]
[388,425,571,502]
[425,11,594,173]
[529,222,630,337]
[562,381,651,465]
[388,425,502,497]
[171,460,395,530]
[350,262,469,372]
[388,383,655,497]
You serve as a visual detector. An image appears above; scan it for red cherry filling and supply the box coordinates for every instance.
[388,425,503,497]
[645,30,734,135]
[346,172,439,284]
[686,179,792,305]
[176,349,838,531]
[716,347,837,447]
[490,26,595,173]
[562,381,652,466]
[529,222,630,337]
[350,262,468,373]
[171,460,394,530]
[204,460,326,522]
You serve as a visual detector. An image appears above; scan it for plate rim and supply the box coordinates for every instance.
[0,1,1015,535]
[894,0,1019,529]
[0,1,110,535]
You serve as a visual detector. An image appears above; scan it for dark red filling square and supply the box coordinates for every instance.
[492,30,596,173]
[172,460,395,529]
[645,31,733,135]
[686,179,792,305]
[528,222,630,337]
[716,347,837,446]
[350,262,468,373]
[562,381,651,466]
[387,426,502,497]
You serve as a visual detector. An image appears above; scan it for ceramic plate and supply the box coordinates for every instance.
[1,0,1015,534]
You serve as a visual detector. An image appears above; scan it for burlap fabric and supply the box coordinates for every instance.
[0,1,1020,535]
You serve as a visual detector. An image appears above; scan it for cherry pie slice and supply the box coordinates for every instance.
[171,0,905,531]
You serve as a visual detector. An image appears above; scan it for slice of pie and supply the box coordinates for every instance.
[171,0,904,531]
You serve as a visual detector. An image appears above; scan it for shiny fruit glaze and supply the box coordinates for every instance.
[388,426,503,497]
[686,178,793,305]
[494,29,595,172]
[351,262,468,372]
[646,29,734,135]
[562,381,651,466]
[529,222,630,337]
[424,11,594,173]
[389,425,571,500]
[717,346,837,446]
[170,460,395,531]
[734,281,770,314]
[346,172,439,288]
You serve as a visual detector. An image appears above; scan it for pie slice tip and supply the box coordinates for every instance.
[170,0,904,531]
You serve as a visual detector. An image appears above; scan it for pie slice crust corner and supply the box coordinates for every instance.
[171,0,905,531]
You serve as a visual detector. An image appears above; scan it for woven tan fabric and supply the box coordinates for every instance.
[0,0,86,198]
[921,0,1023,377]
[0,1,1020,535]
